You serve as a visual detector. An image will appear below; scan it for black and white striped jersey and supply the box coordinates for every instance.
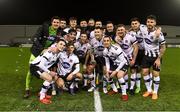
[142,29,166,57]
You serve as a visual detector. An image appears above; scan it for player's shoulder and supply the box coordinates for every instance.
[103,47,108,54]
[72,53,79,59]
[140,24,147,31]
[126,32,136,39]
[112,44,120,49]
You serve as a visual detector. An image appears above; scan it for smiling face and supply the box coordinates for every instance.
[131,20,140,31]
[103,36,111,48]
[146,19,156,30]
[94,28,103,40]
[51,19,60,30]
[57,40,66,51]
[116,26,126,37]
[70,20,77,28]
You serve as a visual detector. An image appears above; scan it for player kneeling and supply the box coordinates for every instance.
[56,42,83,95]
[103,36,129,101]
[30,39,66,104]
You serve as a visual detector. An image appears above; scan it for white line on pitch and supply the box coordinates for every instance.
[94,88,103,112]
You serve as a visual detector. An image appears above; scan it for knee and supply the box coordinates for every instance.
[76,73,83,80]
[46,76,53,82]
[142,70,149,76]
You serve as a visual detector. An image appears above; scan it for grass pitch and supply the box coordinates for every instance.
[0,47,180,111]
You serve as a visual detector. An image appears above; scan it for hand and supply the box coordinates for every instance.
[154,58,161,69]
[83,64,86,70]
[105,71,110,79]
[41,49,47,54]
[48,47,57,53]
[49,71,57,77]
[110,71,117,78]
[115,36,122,43]
[155,27,161,38]
[66,73,74,81]
[130,59,135,66]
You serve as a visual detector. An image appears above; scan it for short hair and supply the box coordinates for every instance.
[51,16,60,22]
[89,18,95,21]
[68,29,77,34]
[95,26,103,30]
[130,17,140,23]
[60,17,66,21]
[104,35,112,39]
[57,38,67,45]
[95,20,102,23]
[106,21,113,25]
[146,15,157,21]
[80,31,87,35]
[66,41,75,47]
[69,17,77,21]
[116,24,125,28]
[80,19,87,22]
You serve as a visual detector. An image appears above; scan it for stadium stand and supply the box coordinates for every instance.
[0,25,180,46]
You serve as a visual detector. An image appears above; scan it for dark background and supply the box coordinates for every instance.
[0,0,180,25]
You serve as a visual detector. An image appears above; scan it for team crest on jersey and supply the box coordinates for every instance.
[125,40,128,43]
[150,36,153,40]
[139,33,143,36]
[69,59,73,63]
[83,47,86,50]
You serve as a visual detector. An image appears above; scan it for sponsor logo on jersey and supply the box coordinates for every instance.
[144,38,152,44]
[136,37,143,43]
[62,62,71,69]
[47,36,56,41]
[121,44,129,50]
[69,59,73,63]
[150,36,153,40]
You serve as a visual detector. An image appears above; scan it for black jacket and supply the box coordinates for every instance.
[30,21,66,57]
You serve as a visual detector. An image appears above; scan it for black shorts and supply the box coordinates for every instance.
[57,73,71,82]
[131,49,145,69]
[109,60,129,73]
[141,55,161,71]
[135,49,145,66]
[30,64,44,79]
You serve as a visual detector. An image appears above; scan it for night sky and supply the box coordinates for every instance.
[0,0,180,25]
